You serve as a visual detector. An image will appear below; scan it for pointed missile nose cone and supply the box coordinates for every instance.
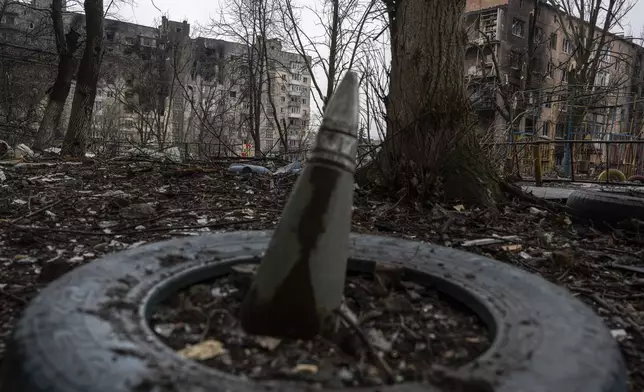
[310,71,360,173]
[322,71,360,137]
[239,71,360,339]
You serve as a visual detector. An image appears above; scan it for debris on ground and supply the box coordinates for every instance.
[151,271,489,387]
[274,160,302,175]
[0,161,642,390]
[228,163,272,175]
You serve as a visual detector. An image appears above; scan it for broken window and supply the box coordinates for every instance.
[480,9,498,40]
[550,33,557,50]
[563,38,573,54]
[510,50,521,69]
[512,18,525,38]
[542,121,550,137]
[534,27,544,43]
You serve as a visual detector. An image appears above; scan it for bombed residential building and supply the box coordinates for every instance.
[464,0,644,174]
[1,8,312,157]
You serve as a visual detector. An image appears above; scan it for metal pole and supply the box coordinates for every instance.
[563,94,573,178]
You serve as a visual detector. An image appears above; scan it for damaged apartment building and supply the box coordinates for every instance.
[0,3,312,157]
[465,0,644,170]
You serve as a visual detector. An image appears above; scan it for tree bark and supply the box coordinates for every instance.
[34,2,81,150]
[61,0,104,158]
[378,0,500,205]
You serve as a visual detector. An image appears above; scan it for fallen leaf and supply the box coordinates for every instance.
[178,339,227,360]
[453,204,465,212]
[293,364,318,374]
[501,244,522,252]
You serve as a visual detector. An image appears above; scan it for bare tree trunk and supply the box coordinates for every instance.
[61,0,103,158]
[34,2,81,150]
[378,0,499,205]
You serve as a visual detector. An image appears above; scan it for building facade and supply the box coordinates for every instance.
[465,0,644,174]
[0,3,312,158]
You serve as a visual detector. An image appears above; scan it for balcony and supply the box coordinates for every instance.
[469,86,496,112]
[288,109,302,118]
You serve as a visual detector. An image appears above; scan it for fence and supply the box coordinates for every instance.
[85,139,312,162]
[487,139,644,184]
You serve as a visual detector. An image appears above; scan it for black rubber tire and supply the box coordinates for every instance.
[0,231,626,392]
[566,189,644,223]
[626,175,644,183]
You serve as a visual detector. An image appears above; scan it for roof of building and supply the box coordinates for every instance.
[465,0,508,13]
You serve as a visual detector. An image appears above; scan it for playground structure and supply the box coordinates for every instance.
[495,138,644,182]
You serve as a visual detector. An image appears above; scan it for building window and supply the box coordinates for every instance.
[544,92,553,108]
[510,50,520,69]
[281,96,285,102]
[140,37,156,47]
[547,62,554,78]
[281,85,286,91]
[289,139,297,147]
[512,18,525,38]
[534,27,543,43]
[28,22,34,29]
[280,108,284,113]
[289,119,295,125]
[303,77,308,83]
[561,68,568,83]
[290,106,300,114]
[550,33,557,50]
[563,38,573,54]
[542,121,550,137]
[556,123,566,138]
[265,129,273,138]
[302,98,307,104]
[290,97,296,102]
[125,37,134,45]
[229,91,236,98]
[292,74,301,81]
[597,71,609,86]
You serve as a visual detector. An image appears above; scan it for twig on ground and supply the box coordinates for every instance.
[608,264,644,275]
[0,289,27,305]
[117,207,275,232]
[12,219,259,237]
[335,307,396,384]
[590,293,644,340]
[10,198,68,224]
